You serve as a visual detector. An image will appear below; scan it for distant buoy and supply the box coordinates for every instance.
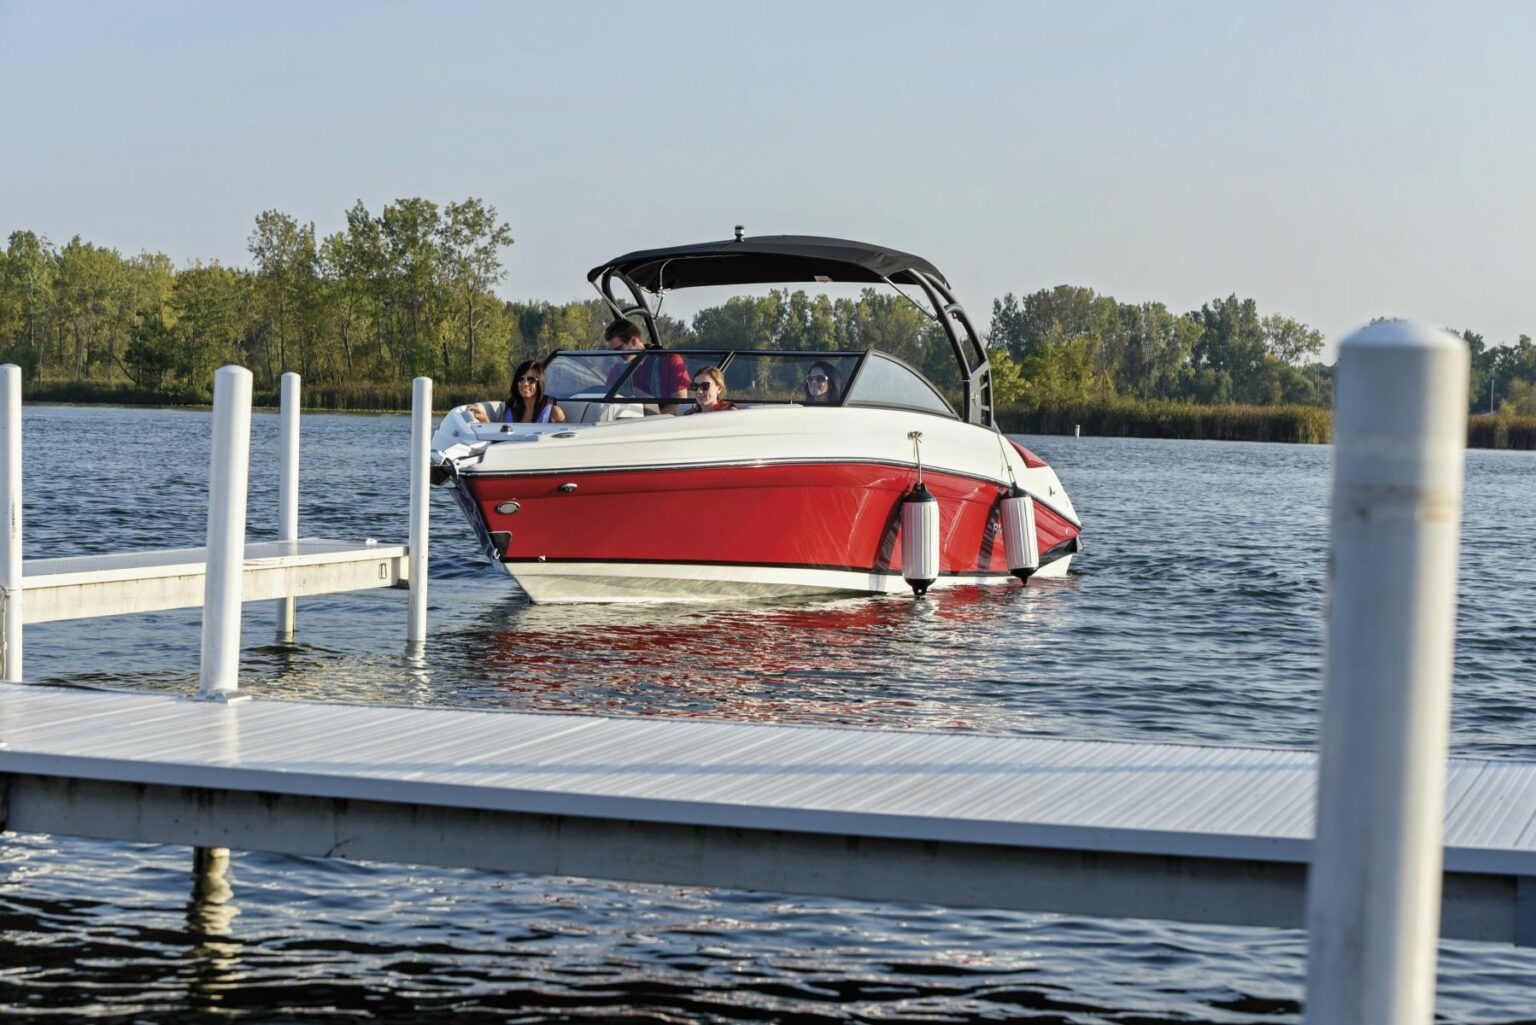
[1000,485,1039,582]
[901,482,940,596]
[1074,424,1081,439]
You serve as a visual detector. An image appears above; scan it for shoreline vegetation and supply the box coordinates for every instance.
[5,195,1535,448]
[20,380,1536,449]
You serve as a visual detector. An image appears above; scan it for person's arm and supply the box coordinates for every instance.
[657,354,690,414]
[668,355,690,401]
[550,403,566,423]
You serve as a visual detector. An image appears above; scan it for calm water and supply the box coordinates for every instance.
[4,405,1536,1023]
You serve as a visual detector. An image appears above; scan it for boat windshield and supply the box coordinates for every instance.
[543,349,870,407]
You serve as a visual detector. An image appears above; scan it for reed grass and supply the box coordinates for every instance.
[1467,415,1536,450]
[25,379,209,407]
[996,400,1333,444]
[248,382,497,412]
[1000,400,1536,450]
[25,379,499,413]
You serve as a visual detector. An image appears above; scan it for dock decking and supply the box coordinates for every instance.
[2,682,1532,946]
[17,538,409,623]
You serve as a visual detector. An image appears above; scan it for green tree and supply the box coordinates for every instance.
[439,198,514,382]
[987,345,1027,406]
[1509,335,1536,377]
[1190,295,1268,404]
[378,198,445,376]
[171,263,249,386]
[122,309,177,388]
[653,311,693,348]
[1021,286,1122,361]
[1468,335,1532,416]
[842,289,930,367]
[1013,326,1114,406]
[1460,328,1493,412]
[1262,314,1325,365]
[321,201,390,379]
[988,293,1028,360]
[108,252,175,381]
[1120,302,1200,401]
[777,290,842,351]
[1500,377,1536,416]
[54,236,126,380]
[919,321,963,397]
[248,210,317,382]
[691,293,785,349]
[0,231,57,374]
[506,298,613,363]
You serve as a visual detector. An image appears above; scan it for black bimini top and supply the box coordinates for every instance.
[587,235,951,292]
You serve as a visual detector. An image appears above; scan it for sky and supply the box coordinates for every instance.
[2,1,1532,357]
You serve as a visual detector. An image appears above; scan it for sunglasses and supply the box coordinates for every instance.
[691,382,715,392]
[806,374,828,384]
[515,376,540,384]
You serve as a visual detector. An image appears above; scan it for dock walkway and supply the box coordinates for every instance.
[17,538,409,623]
[2,682,1533,946]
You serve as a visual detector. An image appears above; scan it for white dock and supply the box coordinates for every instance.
[1,681,1533,947]
[0,365,432,682]
[18,539,409,623]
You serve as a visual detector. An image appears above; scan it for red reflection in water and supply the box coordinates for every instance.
[470,584,1066,729]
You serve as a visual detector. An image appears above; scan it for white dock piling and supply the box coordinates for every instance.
[407,376,431,644]
[1,364,22,681]
[1304,322,1468,1024]
[277,372,300,641]
[197,366,254,700]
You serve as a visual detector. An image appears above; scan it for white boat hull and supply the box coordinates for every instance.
[435,406,1082,604]
[502,555,1074,604]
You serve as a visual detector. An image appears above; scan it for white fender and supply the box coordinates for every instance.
[900,483,940,596]
[1000,486,1039,581]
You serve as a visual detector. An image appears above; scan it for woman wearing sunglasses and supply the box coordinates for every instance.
[469,360,566,423]
[680,366,737,415]
[803,360,842,405]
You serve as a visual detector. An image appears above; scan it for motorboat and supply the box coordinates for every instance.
[431,233,1082,603]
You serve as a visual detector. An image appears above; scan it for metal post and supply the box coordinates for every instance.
[277,372,300,640]
[1304,322,1468,1024]
[407,376,431,643]
[1,364,22,681]
[198,366,254,700]
[191,845,232,913]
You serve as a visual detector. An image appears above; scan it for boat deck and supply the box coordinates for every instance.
[3,682,1534,945]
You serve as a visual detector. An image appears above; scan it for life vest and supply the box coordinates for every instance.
[502,400,557,423]
[683,400,737,415]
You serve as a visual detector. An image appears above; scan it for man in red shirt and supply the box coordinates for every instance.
[603,319,689,413]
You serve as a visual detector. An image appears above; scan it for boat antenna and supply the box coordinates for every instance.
[907,430,925,486]
[734,225,745,242]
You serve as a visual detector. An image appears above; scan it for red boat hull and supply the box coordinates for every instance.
[461,461,1079,579]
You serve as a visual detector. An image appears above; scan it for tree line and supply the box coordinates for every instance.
[0,198,521,392]
[2,201,1531,414]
